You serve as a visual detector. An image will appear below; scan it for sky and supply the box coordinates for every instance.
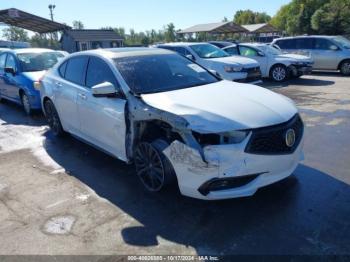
[0,0,290,35]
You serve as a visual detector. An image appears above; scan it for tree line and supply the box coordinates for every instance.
[2,0,349,48]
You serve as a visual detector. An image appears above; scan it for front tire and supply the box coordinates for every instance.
[270,64,288,82]
[340,60,350,76]
[20,92,32,115]
[44,99,65,137]
[134,139,176,192]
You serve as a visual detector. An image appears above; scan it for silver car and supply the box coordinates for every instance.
[272,36,350,76]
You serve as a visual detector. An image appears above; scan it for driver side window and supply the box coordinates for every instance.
[86,57,120,89]
[239,46,258,57]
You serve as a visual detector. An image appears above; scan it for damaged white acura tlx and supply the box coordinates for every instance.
[41,48,304,200]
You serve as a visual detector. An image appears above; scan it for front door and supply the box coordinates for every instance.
[239,45,268,76]
[77,56,127,160]
[312,38,340,70]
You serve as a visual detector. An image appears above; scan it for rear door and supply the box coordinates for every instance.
[312,38,340,69]
[54,56,88,134]
[294,38,314,58]
[77,56,127,160]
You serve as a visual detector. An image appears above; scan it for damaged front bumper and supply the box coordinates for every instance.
[163,136,304,200]
[289,64,313,77]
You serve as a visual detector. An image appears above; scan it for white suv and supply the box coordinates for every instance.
[156,42,262,84]
[41,48,304,200]
[223,43,314,82]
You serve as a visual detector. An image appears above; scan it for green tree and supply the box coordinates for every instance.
[271,0,328,35]
[234,10,271,25]
[311,0,350,34]
[72,20,84,29]
[2,26,29,41]
[164,23,176,42]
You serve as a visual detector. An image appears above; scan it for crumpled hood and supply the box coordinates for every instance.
[22,71,46,82]
[141,80,298,133]
[207,56,259,68]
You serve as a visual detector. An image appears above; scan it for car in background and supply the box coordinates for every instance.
[223,43,313,82]
[40,48,304,200]
[0,48,11,54]
[272,36,350,76]
[0,40,31,49]
[0,48,67,114]
[208,41,237,49]
[155,43,262,84]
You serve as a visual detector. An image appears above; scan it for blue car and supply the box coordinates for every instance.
[0,48,66,114]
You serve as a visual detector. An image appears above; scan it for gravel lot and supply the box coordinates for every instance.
[0,73,349,256]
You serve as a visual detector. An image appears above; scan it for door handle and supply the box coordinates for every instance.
[55,82,62,87]
[78,93,87,100]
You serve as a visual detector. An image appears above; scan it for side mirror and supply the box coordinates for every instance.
[4,67,16,75]
[92,82,118,97]
[209,70,223,79]
[186,54,195,61]
[257,51,265,57]
[330,45,339,51]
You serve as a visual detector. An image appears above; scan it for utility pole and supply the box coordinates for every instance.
[48,4,56,45]
[48,4,55,21]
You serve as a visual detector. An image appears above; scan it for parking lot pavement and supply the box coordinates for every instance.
[0,73,349,256]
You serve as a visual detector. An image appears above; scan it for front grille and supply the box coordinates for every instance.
[245,114,304,155]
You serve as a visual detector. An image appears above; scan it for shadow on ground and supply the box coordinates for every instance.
[0,99,45,127]
[261,76,335,89]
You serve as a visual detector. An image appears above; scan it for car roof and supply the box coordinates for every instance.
[69,47,174,59]
[158,42,211,47]
[5,48,56,55]
[273,35,335,41]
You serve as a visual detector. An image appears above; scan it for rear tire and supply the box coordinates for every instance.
[44,99,65,137]
[340,60,350,76]
[20,92,32,115]
[134,139,176,192]
[270,64,288,82]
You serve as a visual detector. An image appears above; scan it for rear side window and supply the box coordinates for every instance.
[86,57,119,88]
[275,39,296,49]
[295,38,313,49]
[175,47,191,56]
[0,53,6,70]
[64,56,88,86]
[224,46,239,55]
[58,61,67,77]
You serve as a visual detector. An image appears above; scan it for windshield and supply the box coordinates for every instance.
[332,36,350,49]
[190,44,230,59]
[114,54,219,94]
[17,52,62,72]
[264,45,282,55]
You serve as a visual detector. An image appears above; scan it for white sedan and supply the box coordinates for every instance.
[41,48,304,200]
[223,43,314,82]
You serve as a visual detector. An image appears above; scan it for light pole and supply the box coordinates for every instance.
[48,4,55,21]
[48,4,56,44]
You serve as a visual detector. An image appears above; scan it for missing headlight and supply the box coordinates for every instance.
[193,130,250,146]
